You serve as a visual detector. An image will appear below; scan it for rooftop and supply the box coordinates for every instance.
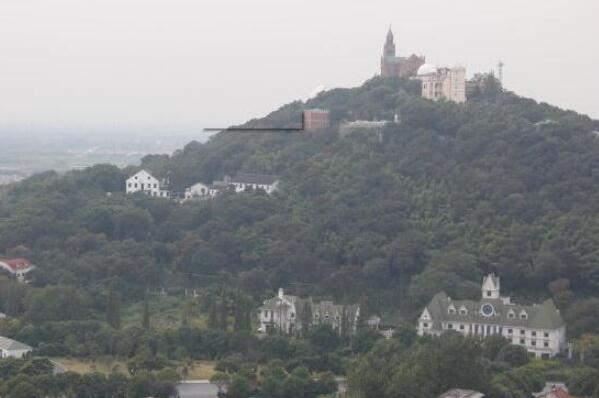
[0,336,32,351]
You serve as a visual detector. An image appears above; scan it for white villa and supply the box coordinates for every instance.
[0,336,32,359]
[258,288,359,336]
[126,170,171,198]
[184,172,280,201]
[415,64,467,103]
[417,274,567,359]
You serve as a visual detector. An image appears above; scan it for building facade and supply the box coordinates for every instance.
[417,274,567,358]
[303,109,330,132]
[258,288,359,336]
[126,170,170,198]
[380,28,425,78]
[416,64,467,103]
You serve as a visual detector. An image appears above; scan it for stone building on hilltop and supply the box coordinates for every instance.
[415,64,467,103]
[417,274,567,358]
[258,288,360,336]
[380,28,425,78]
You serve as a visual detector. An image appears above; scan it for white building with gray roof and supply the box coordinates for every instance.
[0,336,32,359]
[417,274,567,359]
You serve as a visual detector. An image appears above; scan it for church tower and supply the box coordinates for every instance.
[384,27,396,57]
[482,274,500,299]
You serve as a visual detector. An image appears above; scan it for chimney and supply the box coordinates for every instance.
[278,288,284,299]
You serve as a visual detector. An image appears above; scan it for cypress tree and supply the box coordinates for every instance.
[300,300,312,338]
[218,289,228,331]
[107,289,121,330]
[207,293,218,329]
[142,295,151,330]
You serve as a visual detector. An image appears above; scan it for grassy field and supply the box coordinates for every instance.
[52,357,216,380]
[121,295,209,331]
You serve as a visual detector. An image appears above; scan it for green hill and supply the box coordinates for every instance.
[1,76,599,335]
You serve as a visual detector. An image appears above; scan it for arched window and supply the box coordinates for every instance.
[520,310,528,320]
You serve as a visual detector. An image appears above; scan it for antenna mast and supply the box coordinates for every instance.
[497,61,504,86]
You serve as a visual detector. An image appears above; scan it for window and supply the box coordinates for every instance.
[459,324,465,330]
[508,329,513,334]
[448,323,453,329]
[520,311,528,320]
[508,311,515,319]
[544,332,549,338]
[135,183,138,188]
[423,323,429,328]
[459,306,467,315]
[448,307,456,315]
[520,339,525,345]
[532,331,537,337]
[520,329,525,335]
[128,183,132,188]
[487,291,492,297]
[544,342,549,347]
[154,184,157,188]
[531,340,536,346]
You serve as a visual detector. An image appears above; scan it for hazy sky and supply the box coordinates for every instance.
[0,0,597,133]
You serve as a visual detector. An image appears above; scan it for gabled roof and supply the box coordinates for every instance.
[439,389,484,398]
[232,173,280,186]
[0,336,32,351]
[0,258,33,272]
[422,293,565,330]
[536,387,577,398]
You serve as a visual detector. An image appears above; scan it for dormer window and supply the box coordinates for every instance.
[520,311,528,320]
[459,306,467,315]
[507,310,516,319]
[448,305,456,315]
[486,291,492,297]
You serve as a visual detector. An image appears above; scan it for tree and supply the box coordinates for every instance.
[299,300,312,338]
[142,295,151,330]
[107,289,122,330]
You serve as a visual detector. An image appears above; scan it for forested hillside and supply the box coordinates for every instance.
[1,76,599,334]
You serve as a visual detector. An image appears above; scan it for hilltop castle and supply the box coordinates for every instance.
[380,28,425,78]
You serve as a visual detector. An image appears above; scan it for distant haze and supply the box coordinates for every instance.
[0,0,597,135]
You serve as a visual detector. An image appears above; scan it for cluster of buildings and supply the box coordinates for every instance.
[258,288,360,336]
[125,170,281,201]
[417,274,567,359]
[381,27,499,104]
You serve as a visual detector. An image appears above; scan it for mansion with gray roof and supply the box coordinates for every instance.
[418,274,567,358]
[258,288,359,336]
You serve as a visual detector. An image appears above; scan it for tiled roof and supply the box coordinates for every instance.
[439,389,484,398]
[0,336,32,351]
[232,173,280,186]
[425,292,565,330]
[0,258,33,272]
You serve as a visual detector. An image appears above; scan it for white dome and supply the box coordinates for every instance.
[417,64,438,76]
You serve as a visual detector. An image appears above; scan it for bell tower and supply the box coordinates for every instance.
[383,27,396,57]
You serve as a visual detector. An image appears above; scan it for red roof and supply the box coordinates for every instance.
[0,258,33,272]
[538,388,577,398]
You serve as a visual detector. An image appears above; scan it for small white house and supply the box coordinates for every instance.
[184,182,212,200]
[126,170,170,198]
[0,258,35,282]
[228,173,280,194]
[0,336,32,359]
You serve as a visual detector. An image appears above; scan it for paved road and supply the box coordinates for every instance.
[176,381,219,398]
